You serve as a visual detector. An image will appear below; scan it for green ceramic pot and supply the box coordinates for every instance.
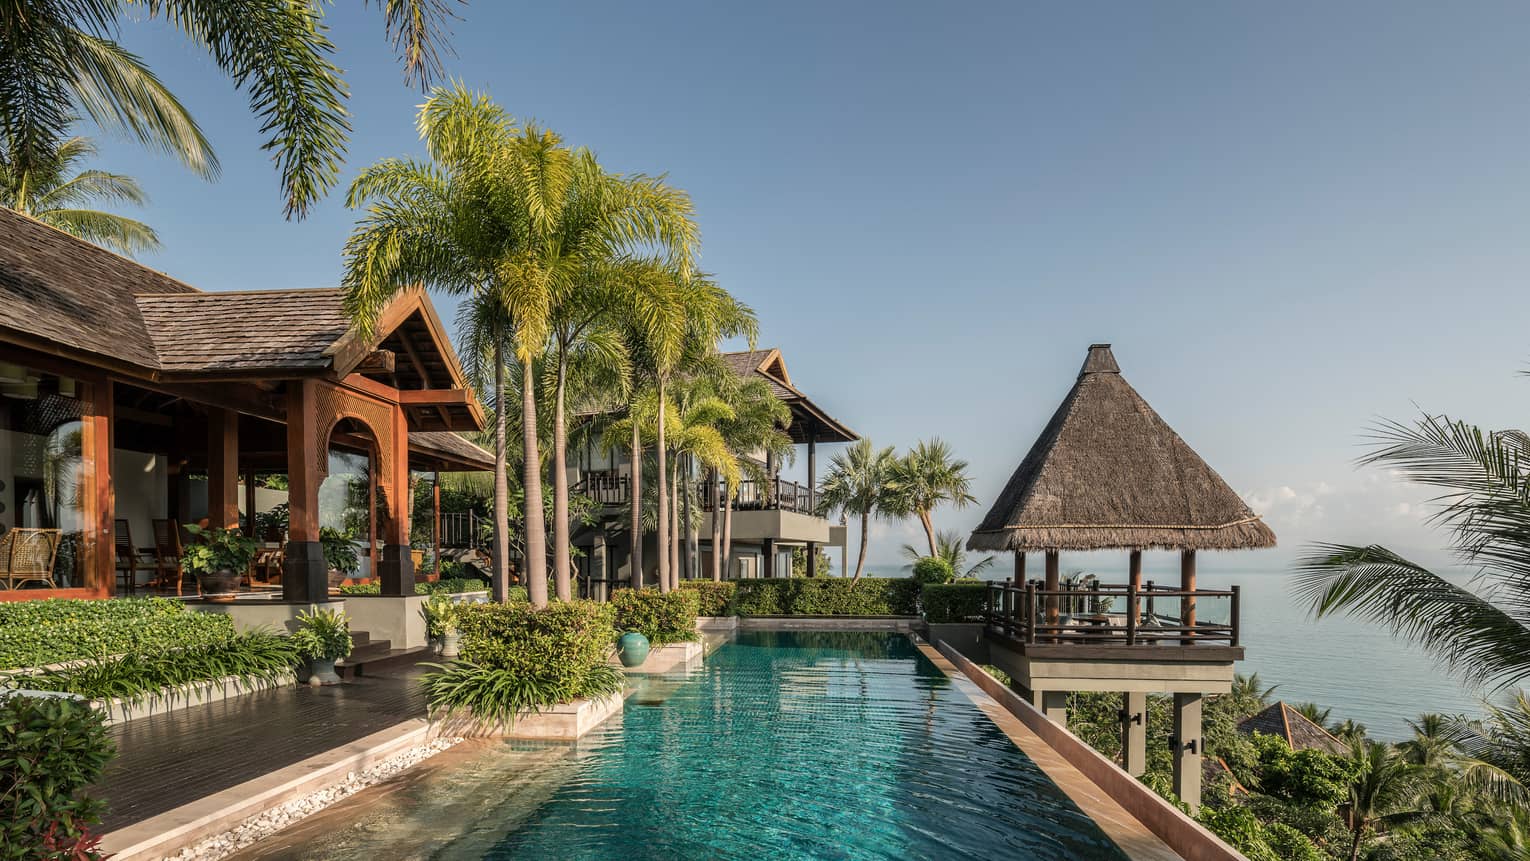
[617,631,651,668]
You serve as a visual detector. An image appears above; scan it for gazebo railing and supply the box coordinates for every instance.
[984,579,1240,647]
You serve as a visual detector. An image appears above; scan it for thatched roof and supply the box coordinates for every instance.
[721,348,857,444]
[1238,702,1348,756]
[967,344,1275,552]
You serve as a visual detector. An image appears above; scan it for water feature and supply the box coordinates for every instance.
[236,631,1133,860]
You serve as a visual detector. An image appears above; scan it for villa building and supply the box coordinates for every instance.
[0,208,493,603]
[568,348,857,594]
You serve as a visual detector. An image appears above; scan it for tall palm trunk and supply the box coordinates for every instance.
[722,490,734,579]
[522,360,548,608]
[853,509,870,585]
[551,358,571,601]
[686,457,699,581]
[655,378,671,593]
[491,350,510,602]
[669,460,680,587]
[919,510,936,557]
[629,419,642,590]
[709,469,722,582]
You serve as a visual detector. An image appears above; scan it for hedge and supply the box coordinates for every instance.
[0,599,236,671]
[337,577,499,597]
[921,581,989,623]
[729,578,920,616]
[424,601,623,722]
[610,589,699,646]
[0,693,114,859]
[678,580,737,616]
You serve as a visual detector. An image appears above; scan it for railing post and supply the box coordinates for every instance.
[1001,578,1014,635]
[1145,580,1155,623]
[1024,581,1036,645]
[1126,581,1138,646]
[1230,584,1240,647]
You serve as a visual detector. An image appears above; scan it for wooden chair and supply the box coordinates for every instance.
[0,528,61,590]
[149,518,186,594]
[115,519,140,593]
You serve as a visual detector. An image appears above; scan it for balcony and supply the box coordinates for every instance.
[699,478,818,514]
[985,579,1241,650]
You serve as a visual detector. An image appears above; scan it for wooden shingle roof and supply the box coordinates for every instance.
[135,289,351,374]
[0,207,196,369]
[720,348,857,444]
[410,432,494,472]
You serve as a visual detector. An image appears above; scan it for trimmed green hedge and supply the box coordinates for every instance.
[424,601,623,723]
[0,599,236,671]
[921,580,989,623]
[610,589,699,646]
[336,577,496,597]
[678,580,737,616]
[0,693,113,858]
[730,578,920,616]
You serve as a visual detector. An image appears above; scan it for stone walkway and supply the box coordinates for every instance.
[95,661,430,833]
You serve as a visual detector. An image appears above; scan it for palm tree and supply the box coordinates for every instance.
[1,134,158,253]
[1,0,460,218]
[1226,672,1278,716]
[1296,412,1530,690]
[900,529,994,578]
[818,439,901,585]
[888,438,976,556]
[714,376,791,580]
[342,85,566,606]
[1401,713,1460,769]
[1344,738,1427,861]
[1292,701,1332,727]
[665,376,739,582]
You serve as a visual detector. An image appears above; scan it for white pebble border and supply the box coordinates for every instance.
[167,736,462,861]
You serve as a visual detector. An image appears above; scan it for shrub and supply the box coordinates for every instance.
[320,527,359,575]
[424,601,623,723]
[336,577,497,597]
[679,580,737,616]
[20,633,299,704]
[181,524,258,575]
[0,693,113,859]
[610,589,700,646]
[291,607,352,661]
[912,556,956,585]
[921,580,989,622]
[0,599,236,670]
[729,578,920,616]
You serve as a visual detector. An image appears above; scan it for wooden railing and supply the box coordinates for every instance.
[699,478,819,515]
[576,473,631,506]
[984,580,1240,647]
[438,512,483,550]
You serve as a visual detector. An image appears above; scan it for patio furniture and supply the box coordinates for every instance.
[149,518,186,594]
[0,528,61,589]
[114,519,155,594]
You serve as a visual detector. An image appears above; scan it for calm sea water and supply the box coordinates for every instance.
[239,632,1130,860]
[1192,570,1489,740]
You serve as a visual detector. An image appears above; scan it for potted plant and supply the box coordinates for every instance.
[422,593,461,657]
[292,605,352,685]
[321,527,360,590]
[181,524,257,601]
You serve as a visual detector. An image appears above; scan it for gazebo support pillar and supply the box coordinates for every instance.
[378,405,413,597]
[1128,549,1142,625]
[1121,691,1147,776]
[1044,550,1060,639]
[207,408,240,530]
[1180,549,1197,644]
[1172,692,1204,811]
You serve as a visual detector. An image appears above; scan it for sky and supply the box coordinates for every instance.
[85,1,1530,573]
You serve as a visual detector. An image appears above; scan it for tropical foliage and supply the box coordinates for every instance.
[291,606,352,661]
[902,529,995,579]
[19,631,298,704]
[0,598,234,670]
[886,437,976,557]
[609,588,699,647]
[179,524,257,575]
[0,134,158,253]
[0,693,113,859]
[817,439,902,584]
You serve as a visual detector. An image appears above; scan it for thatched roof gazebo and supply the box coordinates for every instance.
[969,344,1274,631]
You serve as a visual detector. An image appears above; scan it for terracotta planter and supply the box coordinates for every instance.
[197,569,241,601]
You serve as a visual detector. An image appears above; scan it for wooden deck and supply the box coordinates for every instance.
[94,660,430,833]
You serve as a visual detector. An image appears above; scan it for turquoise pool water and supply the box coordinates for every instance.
[241,631,1130,860]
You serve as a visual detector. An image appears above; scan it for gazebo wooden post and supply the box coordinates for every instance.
[1180,549,1197,644]
[1128,549,1142,626]
[207,408,240,531]
[1044,549,1060,641]
[378,404,413,596]
[283,380,327,603]
[1013,550,1026,582]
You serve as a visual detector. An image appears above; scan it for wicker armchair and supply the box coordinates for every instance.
[0,528,62,589]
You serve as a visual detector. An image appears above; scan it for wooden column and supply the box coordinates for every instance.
[1173,692,1204,812]
[762,537,775,578]
[88,379,113,597]
[805,541,818,577]
[433,471,442,578]
[1121,691,1147,776]
[283,380,327,602]
[1013,550,1026,581]
[206,408,239,530]
[1181,549,1197,644]
[1128,549,1142,626]
[378,403,413,597]
[1044,550,1060,636]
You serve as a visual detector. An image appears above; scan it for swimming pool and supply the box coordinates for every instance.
[239,631,1131,860]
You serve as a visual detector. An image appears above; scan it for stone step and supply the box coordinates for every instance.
[338,646,431,680]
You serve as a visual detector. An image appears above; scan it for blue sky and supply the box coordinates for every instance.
[91,2,1530,571]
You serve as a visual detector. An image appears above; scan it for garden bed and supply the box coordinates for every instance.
[430,693,624,741]
[610,640,703,674]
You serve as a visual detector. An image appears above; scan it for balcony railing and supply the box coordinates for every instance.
[438,511,484,550]
[984,579,1240,647]
[576,473,631,506]
[699,478,819,515]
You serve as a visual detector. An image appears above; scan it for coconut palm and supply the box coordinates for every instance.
[818,439,902,585]
[0,0,460,218]
[1402,713,1461,769]
[900,529,994,578]
[1,134,158,253]
[342,85,571,606]
[1226,672,1278,716]
[1295,413,1530,691]
[714,375,792,581]
[888,437,976,557]
[1344,738,1427,861]
[664,376,740,582]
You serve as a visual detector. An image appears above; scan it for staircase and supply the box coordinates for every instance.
[335,629,430,680]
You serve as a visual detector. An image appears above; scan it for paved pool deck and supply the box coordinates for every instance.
[94,659,431,833]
